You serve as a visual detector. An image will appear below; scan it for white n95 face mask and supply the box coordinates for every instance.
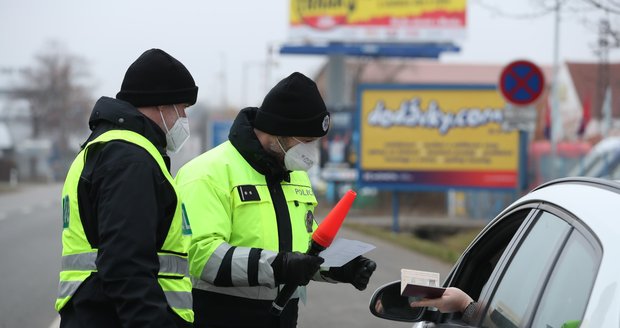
[160,105,190,154]
[278,137,319,171]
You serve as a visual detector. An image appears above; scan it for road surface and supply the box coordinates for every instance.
[0,183,452,328]
[0,183,62,328]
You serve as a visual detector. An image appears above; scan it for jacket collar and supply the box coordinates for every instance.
[228,107,290,183]
[84,96,167,154]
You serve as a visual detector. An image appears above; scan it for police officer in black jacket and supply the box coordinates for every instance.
[56,49,198,328]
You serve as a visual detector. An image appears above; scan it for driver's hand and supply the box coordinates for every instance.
[409,287,473,313]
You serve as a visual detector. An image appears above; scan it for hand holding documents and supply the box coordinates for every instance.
[400,269,446,299]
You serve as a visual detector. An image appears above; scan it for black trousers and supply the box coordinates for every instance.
[192,289,299,328]
[59,300,191,328]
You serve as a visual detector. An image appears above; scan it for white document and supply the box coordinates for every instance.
[401,269,440,287]
[400,269,443,299]
[318,238,376,267]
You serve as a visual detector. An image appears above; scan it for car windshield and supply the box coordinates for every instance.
[569,137,620,177]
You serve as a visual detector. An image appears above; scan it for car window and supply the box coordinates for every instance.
[481,211,571,328]
[586,152,620,178]
[570,137,620,176]
[613,160,620,178]
[448,209,532,302]
[569,151,597,176]
[605,153,620,179]
[530,230,598,328]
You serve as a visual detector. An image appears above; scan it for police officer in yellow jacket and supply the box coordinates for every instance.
[175,72,377,328]
[56,49,197,328]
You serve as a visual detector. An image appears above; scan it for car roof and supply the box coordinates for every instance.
[518,178,620,244]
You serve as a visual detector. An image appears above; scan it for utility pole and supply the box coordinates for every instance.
[596,11,620,138]
[265,44,275,95]
[219,54,228,110]
[550,0,561,178]
[598,17,611,137]
[241,44,278,108]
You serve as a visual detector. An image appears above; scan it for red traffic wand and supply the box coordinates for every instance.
[270,190,357,315]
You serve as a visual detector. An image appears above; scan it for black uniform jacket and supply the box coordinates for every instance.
[59,97,190,328]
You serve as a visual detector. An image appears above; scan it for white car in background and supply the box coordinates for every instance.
[570,136,620,179]
[370,177,620,327]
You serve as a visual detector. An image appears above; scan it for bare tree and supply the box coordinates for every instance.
[9,40,94,179]
[582,0,620,15]
[12,41,93,137]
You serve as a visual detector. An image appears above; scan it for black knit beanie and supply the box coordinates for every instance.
[116,48,198,107]
[254,72,330,137]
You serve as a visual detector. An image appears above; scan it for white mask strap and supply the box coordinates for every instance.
[276,137,287,154]
[160,105,182,133]
[173,104,181,118]
[159,108,170,133]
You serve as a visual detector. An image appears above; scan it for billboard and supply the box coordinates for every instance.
[289,0,467,43]
[358,84,521,190]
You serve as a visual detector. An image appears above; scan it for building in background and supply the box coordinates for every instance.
[567,62,620,143]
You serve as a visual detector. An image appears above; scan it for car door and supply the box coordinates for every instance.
[429,203,601,328]
[471,205,601,327]
[420,206,538,327]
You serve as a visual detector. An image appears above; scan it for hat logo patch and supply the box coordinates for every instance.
[322,115,330,132]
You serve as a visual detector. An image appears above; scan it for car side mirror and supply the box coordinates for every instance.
[369,280,425,322]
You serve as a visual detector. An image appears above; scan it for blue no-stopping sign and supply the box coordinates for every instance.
[499,60,545,106]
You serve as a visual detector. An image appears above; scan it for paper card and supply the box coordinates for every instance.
[400,269,445,299]
[318,238,376,267]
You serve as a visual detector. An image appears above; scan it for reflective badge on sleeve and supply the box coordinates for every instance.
[181,203,192,235]
[62,195,70,229]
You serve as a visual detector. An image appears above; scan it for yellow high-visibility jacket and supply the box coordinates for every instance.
[176,140,319,301]
[56,129,193,323]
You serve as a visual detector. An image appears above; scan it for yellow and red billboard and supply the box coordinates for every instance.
[289,0,467,43]
[358,85,521,190]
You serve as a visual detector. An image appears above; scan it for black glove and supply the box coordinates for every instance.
[272,251,324,286]
[326,256,376,291]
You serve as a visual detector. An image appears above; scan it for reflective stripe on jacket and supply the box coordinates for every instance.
[56,129,194,323]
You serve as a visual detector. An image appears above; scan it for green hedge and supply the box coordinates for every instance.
[345,223,481,264]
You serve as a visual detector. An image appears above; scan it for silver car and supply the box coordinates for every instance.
[370,177,620,327]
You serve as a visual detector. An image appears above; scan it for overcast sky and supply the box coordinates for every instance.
[1,0,617,110]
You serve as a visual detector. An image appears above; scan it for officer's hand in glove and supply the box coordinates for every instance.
[272,252,324,286]
[327,256,377,290]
